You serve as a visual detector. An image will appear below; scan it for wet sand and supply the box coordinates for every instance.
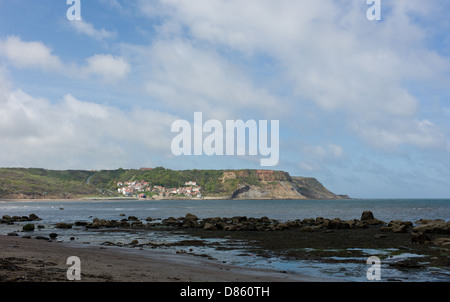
[0,235,333,282]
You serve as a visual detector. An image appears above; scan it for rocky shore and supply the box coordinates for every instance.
[2,211,449,282]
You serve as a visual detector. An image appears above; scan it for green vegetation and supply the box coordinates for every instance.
[0,168,98,199]
[0,167,345,200]
[0,167,241,199]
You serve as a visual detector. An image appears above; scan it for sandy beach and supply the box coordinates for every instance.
[0,235,332,282]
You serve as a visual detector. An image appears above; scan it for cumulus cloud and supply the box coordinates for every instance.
[137,0,450,153]
[0,73,176,169]
[143,39,285,119]
[0,36,130,83]
[82,54,130,82]
[0,36,63,71]
[70,20,117,40]
[297,143,345,172]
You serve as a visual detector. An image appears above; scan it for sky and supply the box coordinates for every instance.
[0,0,449,198]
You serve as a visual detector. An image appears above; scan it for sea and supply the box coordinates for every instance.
[1,198,449,282]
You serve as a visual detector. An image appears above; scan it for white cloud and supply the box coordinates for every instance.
[82,54,130,82]
[143,39,285,119]
[70,20,116,40]
[0,36,63,71]
[353,118,449,151]
[138,0,450,153]
[0,36,130,83]
[295,142,345,173]
[0,72,176,169]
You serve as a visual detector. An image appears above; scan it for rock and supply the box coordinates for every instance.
[28,213,41,221]
[55,222,73,229]
[433,238,450,247]
[184,213,198,221]
[392,224,409,233]
[49,233,58,239]
[411,232,430,244]
[364,218,384,225]
[37,225,45,229]
[131,221,143,227]
[162,217,179,226]
[361,211,375,221]
[327,218,342,229]
[380,226,392,232]
[75,221,88,226]
[128,216,139,221]
[389,258,424,269]
[129,239,139,245]
[35,236,50,241]
[374,234,387,239]
[203,222,217,230]
[22,224,35,232]
[224,225,238,231]
[299,226,314,232]
[413,219,450,234]
[388,220,413,233]
[277,223,288,230]
[7,232,18,236]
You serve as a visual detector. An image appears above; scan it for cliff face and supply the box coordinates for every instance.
[290,177,346,200]
[225,171,347,200]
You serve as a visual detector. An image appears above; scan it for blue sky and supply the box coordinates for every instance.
[0,0,449,198]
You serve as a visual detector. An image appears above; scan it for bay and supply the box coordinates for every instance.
[1,198,449,282]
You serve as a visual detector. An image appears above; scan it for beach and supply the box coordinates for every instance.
[0,235,333,282]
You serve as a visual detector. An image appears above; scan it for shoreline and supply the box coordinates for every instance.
[1,204,449,282]
[0,235,335,282]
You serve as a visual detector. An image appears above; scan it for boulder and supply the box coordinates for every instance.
[23,223,35,232]
[35,236,50,241]
[360,211,384,225]
[28,213,41,221]
[411,232,430,244]
[328,218,342,229]
[184,213,198,221]
[162,217,180,226]
[49,233,58,239]
[361,211,375,221]
[433,238,450,247]
[203,222,217,230]
[413,219,449,234]
[55,222,73,229]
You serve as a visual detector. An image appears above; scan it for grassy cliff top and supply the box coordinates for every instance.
[0,167,346,200]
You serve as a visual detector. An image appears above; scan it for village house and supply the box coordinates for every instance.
[116,179,201,198]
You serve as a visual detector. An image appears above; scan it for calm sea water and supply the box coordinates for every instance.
[1,198,449,282]
[1,198,449,224]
